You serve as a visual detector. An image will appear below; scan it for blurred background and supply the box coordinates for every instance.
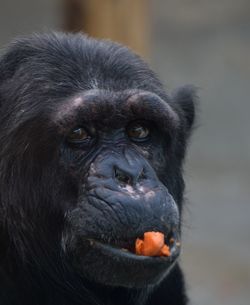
[0,1,249,304]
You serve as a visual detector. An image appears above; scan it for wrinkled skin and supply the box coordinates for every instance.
[0,33,196,305]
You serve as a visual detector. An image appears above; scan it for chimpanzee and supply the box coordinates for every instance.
[0,32,196,305]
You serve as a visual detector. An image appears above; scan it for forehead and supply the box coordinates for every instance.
[53,89,179,132]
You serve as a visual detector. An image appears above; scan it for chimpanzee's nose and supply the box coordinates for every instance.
[114,166,145,187]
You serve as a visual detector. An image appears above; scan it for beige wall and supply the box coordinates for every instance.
[0,0,58,46]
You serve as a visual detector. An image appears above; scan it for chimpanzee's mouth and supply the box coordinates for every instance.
[67,228,181,288]
[86,230,180,260]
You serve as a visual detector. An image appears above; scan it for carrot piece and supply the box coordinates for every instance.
[142,232,164,256]
[159,244,170,257]
[135,231,170,257]
[135,238,144,254]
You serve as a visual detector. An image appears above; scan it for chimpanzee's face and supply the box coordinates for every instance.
[57,89,182,288]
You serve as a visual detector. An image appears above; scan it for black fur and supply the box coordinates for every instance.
[0,32,196,305]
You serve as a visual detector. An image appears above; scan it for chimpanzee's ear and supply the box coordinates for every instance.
[0,39,30,108]
[172,85,198,131]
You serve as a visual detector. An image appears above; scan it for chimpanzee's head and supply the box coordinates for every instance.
[0,33,196,290]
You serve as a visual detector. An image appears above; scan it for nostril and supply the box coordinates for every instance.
[114,167,132,186]
[138,169,147,181]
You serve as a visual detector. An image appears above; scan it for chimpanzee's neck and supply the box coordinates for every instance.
[87,284,150,305]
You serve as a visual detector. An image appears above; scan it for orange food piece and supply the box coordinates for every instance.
[160,244,171,257]
[135,231,170,257]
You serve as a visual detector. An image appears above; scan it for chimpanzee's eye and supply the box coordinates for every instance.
[127,122,150,142]
[67,127,90,143]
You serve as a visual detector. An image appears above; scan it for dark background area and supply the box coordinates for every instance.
[0,1,249,304]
